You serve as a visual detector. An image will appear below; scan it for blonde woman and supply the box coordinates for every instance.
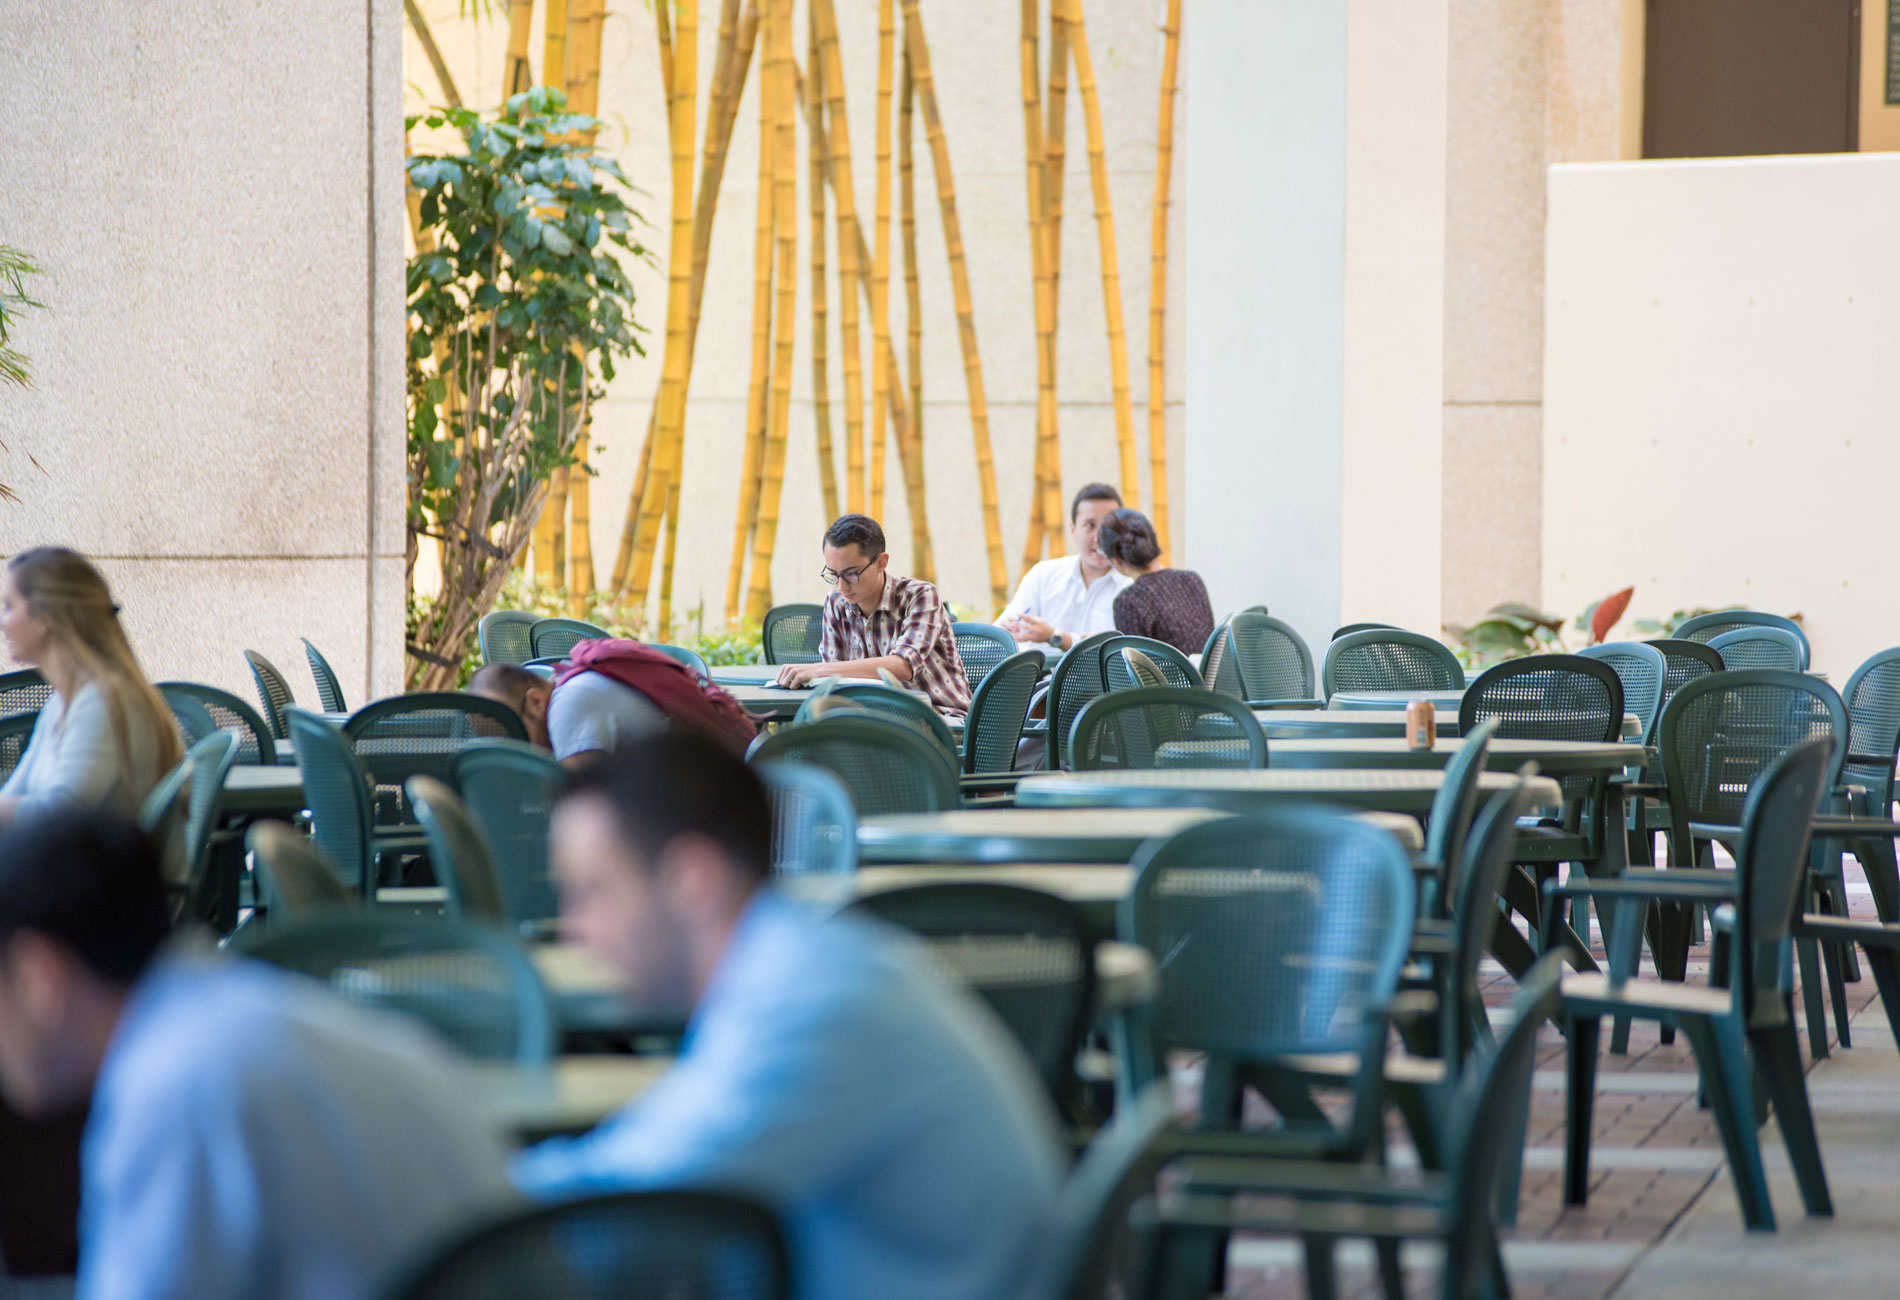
[0,549,181,826]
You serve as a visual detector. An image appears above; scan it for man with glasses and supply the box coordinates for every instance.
[772,514,972,718]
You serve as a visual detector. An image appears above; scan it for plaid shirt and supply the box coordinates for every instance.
[820,574,972,718]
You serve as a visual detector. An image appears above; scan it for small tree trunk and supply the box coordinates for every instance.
[502,0,536,96]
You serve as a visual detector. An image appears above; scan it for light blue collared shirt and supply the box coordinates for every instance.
[79,952,516,1300]
[512,889,1067,1300]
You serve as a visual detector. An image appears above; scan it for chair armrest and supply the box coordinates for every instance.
[1384,990,1439,1028]
[1793,913,1900,949]
[1165,1155,1449,1207]
[957,772,1024,794]
[1811,815,1900,839]
[1609,779,1669,798]
[1407,931,1454,959]
[1542,876,1735,907]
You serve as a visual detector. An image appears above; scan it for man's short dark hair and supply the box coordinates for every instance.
[562,731,772,882]
[1070,482,1121,524]
[469,663,544,714]
[0,811,172,985]
[1096,507,1161,569]
[823,514,886,560]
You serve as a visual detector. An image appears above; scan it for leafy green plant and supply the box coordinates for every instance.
[1631,606,1746,637]
[403,87,646,690]
[0,245,42,391]
[1445,587,1633,670]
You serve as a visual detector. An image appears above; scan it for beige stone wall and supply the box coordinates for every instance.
[405,0,1186,625]
[0,0,407,702]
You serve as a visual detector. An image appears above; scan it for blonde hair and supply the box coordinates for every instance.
[7,548,183,777]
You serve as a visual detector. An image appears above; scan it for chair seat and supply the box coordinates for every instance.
[1560,971,1730,1019]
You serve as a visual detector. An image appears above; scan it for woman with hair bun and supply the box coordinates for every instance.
[0,548,181,826]
[1096,509,1215,656]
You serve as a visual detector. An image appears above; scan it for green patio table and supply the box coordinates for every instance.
[1264,706,1641,741]
[1268,736,1641,775]
[854,806,1423,864]
[221,765,307,818]
[709,663,781,685]
[1014,768,1561,816]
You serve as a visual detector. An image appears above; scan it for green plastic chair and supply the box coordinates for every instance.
[1829,648,1900,925]
[0,668,50,719]
[345,693,529,828]
[138,730,240,924]
[755,761,858,876]
[243,651,297,741]
[0,712,38,785]
[962,649,1045,775]
[1646,637,1725,708]
[477,610,539,666]
[1198,622,1243,700]
[1577,642,1666,743]
[1675,610,1809,667]
[1331,622,1399,641]
[381,1190,790,1300]
[1034,1084,1177,1300]
[247,821,357,919]
[1459,652,1623,811]
[1044,630,1119,771]
[407,776,510,928]
[1226,613,1322,708]
[452,740,567,927]
[650,642,710,678]
[302,638,349,714]
[749,714,959,814]
[286,707,429,898]
[854,883,1097,1114]
[1321,629,1465,699]
[1145,955,1564,1300]
[529,617,608,660]
[761,603,825,665]
[1709,625,1805,673]
[232,911,556,1065]
[1101,636,1203,693]
[1547,737,1835,1232]
[952,621,1020,688]
[1068,686,1268,771]
[1415,718,1501,923]
[159,681,278,766]
[793,681,957,769]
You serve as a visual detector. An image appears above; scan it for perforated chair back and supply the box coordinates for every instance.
[1124,807,1415,1059]
[1199,622,1243,699]
[1841,647,1900,815]
[0,668,51,719]
[243,651,297,741]
[529,617,608,661]
[1227,613,1317,703]
[247,821,357,917]
[477,610,539,666]
[1102,636,1203,693]
[345,693,529,826]
[408,776,509,925]
[750,714,960,814]
[159,681,278,765]
[232,911,556,1064]
[953,622,1020,687]
[793,682,957,768]
[1675,610,1809,666]
[1443,773,1535,1062]
[1709,626,1805,673]
[453,740,567,926]
[1578,642,1667,743]
[963,649,1045,775]
[1045,630,1119,770]
[1656,670,1846,842]
[1069,687,1268,772]
[1322,628,1465,699]
[302,638,349,714]
[1332,622,1399,641]
[137,730,239,916]
[1461,654,1623,805]
[383,1190,790,1300]
[650,642,710,678]
[287,707,378,897]
[853,883,1096,1108]
[1647,637,1725,716]
[0,712,38,784]
[1419,719,1499,916]
[756,761,858,875]
[1733,738,1834,1013]
[1038,1085,1177,1300]
[762,603,825,665]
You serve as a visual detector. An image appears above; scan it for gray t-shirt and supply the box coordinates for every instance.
[546,670,667,760]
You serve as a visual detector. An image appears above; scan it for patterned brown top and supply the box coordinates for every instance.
[819,574,972,717]
[1113,569,1215,656]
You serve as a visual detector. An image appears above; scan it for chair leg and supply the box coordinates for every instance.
[1796,934,1831,1061]
[1564,1014,1601,1206]
[1302,1233,1340,1300]
[1821,930,1853,1051]
[1374,1237,1404,1300]
[1862,946,1900,1054]
[1678,1015,1775,1231]
[1749,1020,1834,1218]
[1853,835,1900,923]
[1392,1081,1442,1170]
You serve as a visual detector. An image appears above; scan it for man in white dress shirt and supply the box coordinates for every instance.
[997,482,1133,652]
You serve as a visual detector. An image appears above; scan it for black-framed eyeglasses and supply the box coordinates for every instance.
[820,561,876,585]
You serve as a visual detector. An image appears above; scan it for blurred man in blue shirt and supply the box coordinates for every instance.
[511,732,1065,1300]
[0,811,515,1300]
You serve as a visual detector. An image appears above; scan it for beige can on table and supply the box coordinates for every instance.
[1405,699,1435,749]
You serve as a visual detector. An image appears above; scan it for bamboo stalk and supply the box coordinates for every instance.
[503,0,536,96]
[746,0,799,621]
[1018,0,1057,573]
[812,0,869,522]
[726,47,776,620]
[898,40,923,524]
[1065,0,1138,507]
[535,0,573,584]
[626,0,699,608]
[405,0,464,108]
[900,0,1008,608]
[872,0,899,555]
[806,17,840,521]
[565,0,607,613]
[1039,3,1070,551]
[1148,0,1180,556]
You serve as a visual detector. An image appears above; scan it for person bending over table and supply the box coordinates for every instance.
[772,513,973,719]
[1100,507,1215,657]
[0,811,515,1300]
[511,732,1064,1300]
[0,548,181,828]
[996,482,1132,653]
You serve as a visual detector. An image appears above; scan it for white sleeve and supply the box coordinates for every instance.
[997,561,1047,626]
[12,689,129,820]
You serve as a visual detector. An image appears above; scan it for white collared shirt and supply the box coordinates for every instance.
[998,556,1132,643]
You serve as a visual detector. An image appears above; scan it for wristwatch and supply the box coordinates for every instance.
[1048,631,1066,651]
